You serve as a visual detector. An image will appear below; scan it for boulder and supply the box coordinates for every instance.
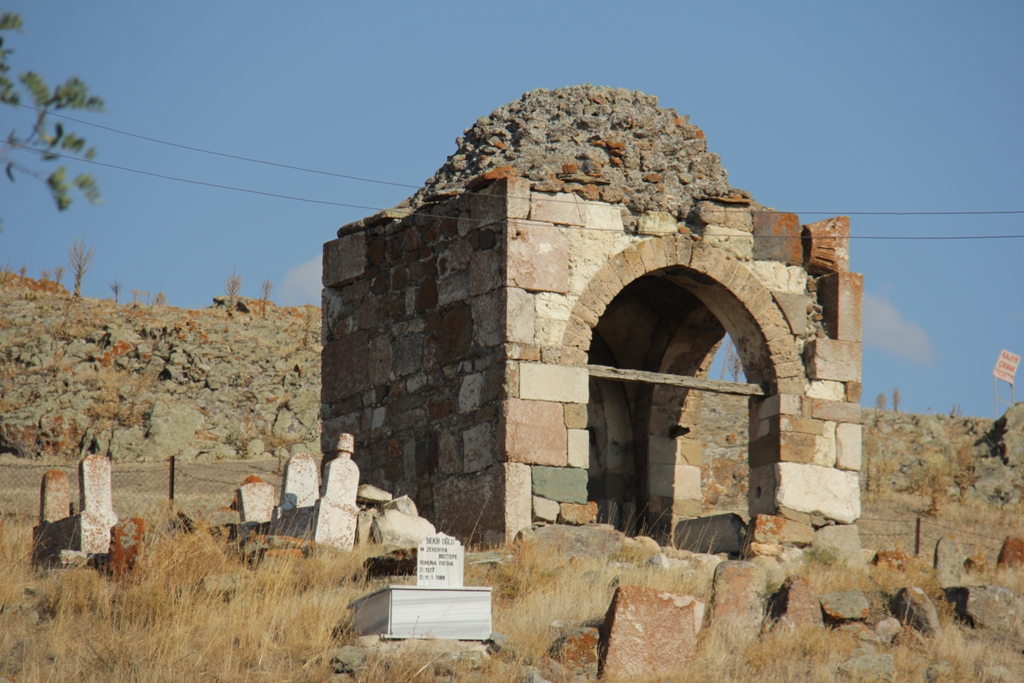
[710,561,767,634]
[819,590,870,624]
[767,575,823,629]
[997,537,1024,568]
[943,585,1024,632]
[523,524,624,561]
[892,586,941,636]
[548,626,599,678]
[812,525,861,565]
[356,484,393,506]
[837,654,895,681]
[600,585,702,678]
[383,495,418,516]
[370,509,435,548]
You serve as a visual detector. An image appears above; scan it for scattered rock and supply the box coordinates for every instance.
[767,575,823,630]
[874,617,902,644]
[328,645,365,674]
[383,495,418,516]
[871,547,910,571]
[837,653,895,681]
[813,525,862,565]
[997,537,1024,568]
[356,484,392,506]
[819,590,870,624]
[943,585,1024,632]
[600,585,703,678]
[892,586,941,636]
[710,561,767,634]
[548,626,599,678]
[370,509,435,548]
[523,524,625,561]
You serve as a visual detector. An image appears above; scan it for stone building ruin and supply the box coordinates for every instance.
[321,86,863,546]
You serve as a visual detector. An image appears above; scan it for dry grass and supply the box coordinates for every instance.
[2,493,1024,681]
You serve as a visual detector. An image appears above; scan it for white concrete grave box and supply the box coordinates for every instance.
[349,533,491,640]
[349,585,493,640]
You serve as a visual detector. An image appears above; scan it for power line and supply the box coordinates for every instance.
[14,103,420,189]
[11,143,1024,240]
[16,103,1024,219]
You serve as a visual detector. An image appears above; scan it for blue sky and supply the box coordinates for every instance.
[2,1,1022,418]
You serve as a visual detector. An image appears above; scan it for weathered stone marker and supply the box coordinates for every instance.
[237,475,275,525]
[78,454,119,554]
[312,434,360,550]
[417,533,464,588]
[39,469,71,523]
[279,452,319,510]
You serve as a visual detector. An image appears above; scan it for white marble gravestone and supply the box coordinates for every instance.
[350,532,491,640]
[417,534,464,588]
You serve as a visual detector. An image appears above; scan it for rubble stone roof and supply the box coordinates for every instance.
[411,85,749,221]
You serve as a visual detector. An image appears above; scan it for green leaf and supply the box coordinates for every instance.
[18,71,50,107]
[0,12,24,32]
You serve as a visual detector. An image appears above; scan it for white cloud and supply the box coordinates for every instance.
[862,293,936,365]
[279,254,321,306]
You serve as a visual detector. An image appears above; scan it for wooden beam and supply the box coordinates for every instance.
[587,364,766,397]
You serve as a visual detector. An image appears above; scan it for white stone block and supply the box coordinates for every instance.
[757,394,802,419]
[806,380,846,401]
[703,226,753,260]
[519,363,589,403]
[584,201,624,232]
[775,463,860,524]
[637,211,677,235]
[533,495,560,523]
[530,192,587,226]
[748,260,808,294]
[458,373,485,414]
[279,452,319,510]
[567,429,590,468]
[674,464,702,500]
[813,421,837,467]
[507,287,536,344]
[836,423,862,471]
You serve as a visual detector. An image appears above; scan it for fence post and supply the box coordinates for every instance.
[169,456,176,505]
[914,517,921,556]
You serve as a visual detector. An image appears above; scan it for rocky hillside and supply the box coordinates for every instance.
[3,273,1023,511]
[0,275,322,464]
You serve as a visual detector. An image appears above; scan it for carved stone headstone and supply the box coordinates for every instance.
[279,452,319,510]
[78,454,119,554]
[39,469,71,523]
[417,533,464,588]
[312,440,360,550]
[237,476,275,524]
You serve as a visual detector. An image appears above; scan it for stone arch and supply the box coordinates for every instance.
[561,235,806,535]
[563,236,803,395]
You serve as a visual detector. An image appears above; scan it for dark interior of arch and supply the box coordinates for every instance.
[585,268,762,534]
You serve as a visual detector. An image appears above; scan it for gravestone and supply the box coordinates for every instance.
[417,534,465,588]
[78,454,119,554]
[350,531,491,640]
[312,445,360,550]
[271,452,319,537]
[39,470,71,523]
[237,476,275,524]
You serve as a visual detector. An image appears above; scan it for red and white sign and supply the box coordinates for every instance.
[994,349,1021,384]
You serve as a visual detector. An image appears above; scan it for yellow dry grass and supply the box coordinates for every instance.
[1,492,1023,682]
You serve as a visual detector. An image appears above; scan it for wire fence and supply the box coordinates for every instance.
[0,457,286,522]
